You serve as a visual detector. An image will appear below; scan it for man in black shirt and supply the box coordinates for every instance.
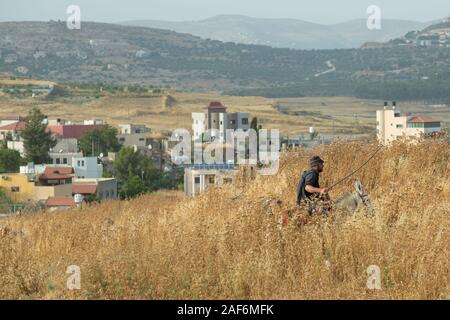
[296,156,329,215]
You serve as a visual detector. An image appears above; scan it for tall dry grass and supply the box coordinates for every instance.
[0,138,449,299]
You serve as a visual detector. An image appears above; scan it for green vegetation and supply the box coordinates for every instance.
[0,189,12,213]
[226,79,450,103]
[0,149,24,173]
[21,108,56,164]
[114,147,184,199]
[79,125,121,157]
[2,21,450,101]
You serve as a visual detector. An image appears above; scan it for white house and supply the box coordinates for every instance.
[72,156,103,179]
[192,101,250,142]
[376,102,441,145]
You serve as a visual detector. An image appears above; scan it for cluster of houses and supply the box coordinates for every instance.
[0,115,172,212]
[0,100,444,211]
[399,20,450,48]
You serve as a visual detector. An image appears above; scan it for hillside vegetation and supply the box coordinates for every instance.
[0,138,449,299]
[2,21,450,101]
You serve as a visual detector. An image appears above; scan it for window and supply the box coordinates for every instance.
[194,177,200,184]
[139,138,145,141]
[81,161,85,167]
[77,160,81,167]
[408,123,425,129]
[56,158,61,164]
[242,118,248,125]
[63,158,67,164]
[396,124,403,129]
[209,176,215,184]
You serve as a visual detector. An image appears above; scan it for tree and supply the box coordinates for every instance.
[250,117,259,133]
[21,108,56,164]
[114,147,153,182]
[79,125,121,157]
[0,189,12,212]
[114,147,153,199]
[0,149,24,173]
[120,176,146,199]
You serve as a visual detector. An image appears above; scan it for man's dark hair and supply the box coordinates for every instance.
[310,156,324,166]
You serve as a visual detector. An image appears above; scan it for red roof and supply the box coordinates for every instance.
[46,197,75,207]
[205,101,227,110]
[0,115,23,121]
[40,166,74,180]
[407,116,440,123]
[72,184,97,195]
[0,121,27,131]
[48,124,105,139]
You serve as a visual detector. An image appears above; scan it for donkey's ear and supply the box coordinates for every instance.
[354,180,363,193]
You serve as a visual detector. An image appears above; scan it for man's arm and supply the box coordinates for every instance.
[304,170,328,194]
[305,185,328,194]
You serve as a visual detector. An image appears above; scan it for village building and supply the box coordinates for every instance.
[376,102,441,144]
[192,101,250,142]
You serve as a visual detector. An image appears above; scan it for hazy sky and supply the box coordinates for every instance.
[0,0,449,24]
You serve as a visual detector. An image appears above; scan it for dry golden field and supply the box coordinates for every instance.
[0,138,449,299]
[1,84,449,136]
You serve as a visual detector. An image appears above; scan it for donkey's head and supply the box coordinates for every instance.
[354,180,374,215]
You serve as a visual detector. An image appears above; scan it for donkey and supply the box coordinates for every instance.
[334,180,374,216]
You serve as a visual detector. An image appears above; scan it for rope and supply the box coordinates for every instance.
[328,145,383,190]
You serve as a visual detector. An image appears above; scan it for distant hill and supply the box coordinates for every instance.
[1,21,450,102]
[369,17,450,48]
[122,15,427,49]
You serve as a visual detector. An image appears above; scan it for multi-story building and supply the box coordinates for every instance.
[192,101,250,142]
[49,138,83,165]
[118,124,151,135]
[376,102,441,145]
[0,119,26,141]
[0,119,27,156]
[72,156,103,179]
[117,124,152,149]
[48,121,105,140]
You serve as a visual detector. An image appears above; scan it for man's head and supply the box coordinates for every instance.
[310,156,325,172]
